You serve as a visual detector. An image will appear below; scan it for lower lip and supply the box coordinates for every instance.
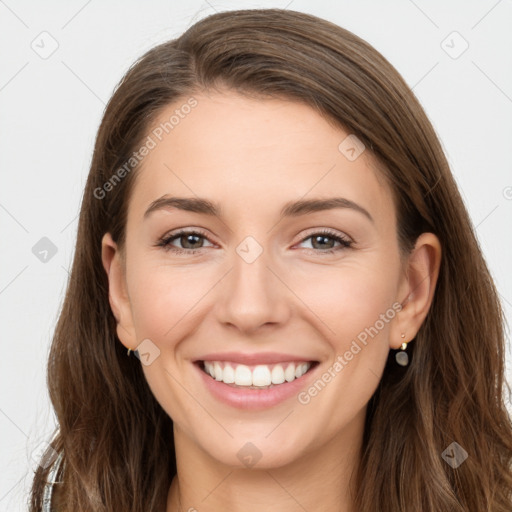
[195,363,318,410]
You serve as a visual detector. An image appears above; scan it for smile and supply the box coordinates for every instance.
[193,352,321,409]
[201,360,315,388]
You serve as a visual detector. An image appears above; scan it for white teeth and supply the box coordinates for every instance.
[271,365,285,384]
[202,361,312,387]
[234,364,253,386]
[223,364,235,384]
[284,363,296,382]
[214,362,223,381]
[252,365,271,387]
[295,363,308,378]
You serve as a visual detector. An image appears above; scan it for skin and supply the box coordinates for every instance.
[101,90,441,512]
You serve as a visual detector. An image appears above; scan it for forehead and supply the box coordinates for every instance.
[127,91,394,224]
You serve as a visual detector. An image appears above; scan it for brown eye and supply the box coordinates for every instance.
[311,234,337,250]
[177,233,204,249]
[298,230,352,253]
[157,229,214,254]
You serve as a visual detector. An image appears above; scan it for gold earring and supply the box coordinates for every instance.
[396,334,409,366]
[127,348,133,356]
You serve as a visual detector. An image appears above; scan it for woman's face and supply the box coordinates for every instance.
[105,90,415,469]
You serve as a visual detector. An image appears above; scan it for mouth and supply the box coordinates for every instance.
[196,360,319,389]
[192,352,322,409]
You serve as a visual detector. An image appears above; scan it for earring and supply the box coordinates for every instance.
[127,348,133,356]
[395,334,409,366]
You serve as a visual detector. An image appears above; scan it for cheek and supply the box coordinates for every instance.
[125,260,216,426]
[292,259,398,345]
[291,261,398,413]
[127,260,218,342]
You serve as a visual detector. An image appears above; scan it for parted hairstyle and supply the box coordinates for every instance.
[30,8,512,511]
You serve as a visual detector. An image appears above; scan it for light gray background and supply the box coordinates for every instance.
[1,1,511,510]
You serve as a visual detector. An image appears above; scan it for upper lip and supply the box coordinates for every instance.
[196,352,317,365]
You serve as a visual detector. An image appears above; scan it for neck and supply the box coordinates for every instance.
[167,411,364,512]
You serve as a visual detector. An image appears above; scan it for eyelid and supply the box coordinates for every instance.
[295,226,352,243]
[156,227,216,252]
[293,227,353,253]
[157,226,353,254]
[165,227,211,238]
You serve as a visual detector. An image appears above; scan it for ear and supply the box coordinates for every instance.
[101,232,137,351]
[390,232,442,348]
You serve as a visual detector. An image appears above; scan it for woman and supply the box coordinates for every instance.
[30,8,512,512]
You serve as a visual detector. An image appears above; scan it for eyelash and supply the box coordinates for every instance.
[156,228,353,255]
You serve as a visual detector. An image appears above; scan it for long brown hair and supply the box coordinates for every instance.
[30,8,512,511]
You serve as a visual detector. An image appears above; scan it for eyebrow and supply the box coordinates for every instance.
[144,195,374,223]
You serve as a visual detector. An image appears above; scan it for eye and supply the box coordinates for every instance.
[296,229,353,254]
[156,228,353,255]
[156,229,214,254]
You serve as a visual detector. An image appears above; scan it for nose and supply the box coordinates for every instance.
[215,244,292,335]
